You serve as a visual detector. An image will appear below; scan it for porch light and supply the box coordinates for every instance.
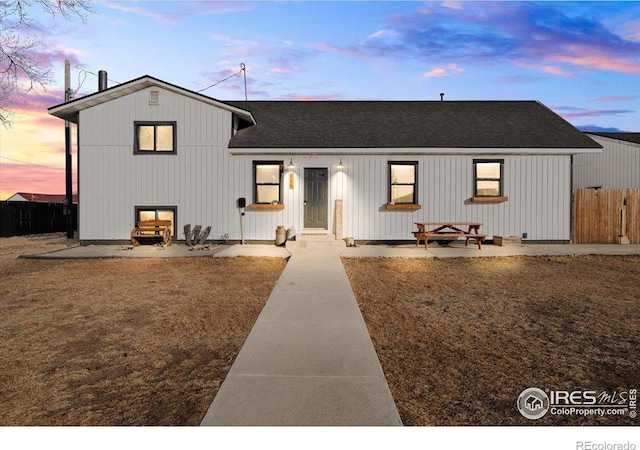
[288,158,295,169]
[337,158,344,169]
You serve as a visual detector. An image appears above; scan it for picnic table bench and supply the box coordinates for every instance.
[131,220,173,247]
[413,222,486,249]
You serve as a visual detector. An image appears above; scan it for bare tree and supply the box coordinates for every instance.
[0,0,94,126]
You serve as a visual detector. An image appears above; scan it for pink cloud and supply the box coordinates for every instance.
[1,86,76,200]
[618,18,640,42]
[104,3,178,24]
[541,65,572,76]
[555,108,634,119]
[310,42,368,59]
[593,96,637,102]
[423,63,464,78]
[514,59,573,77]
[187,2,254,15]
[281,93,344,101]
[270,66,297,74]
[549,46,640,75]
[441,1,464,11]
[7,89,67,127]
[0,162,75,200]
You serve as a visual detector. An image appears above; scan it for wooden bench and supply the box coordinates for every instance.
[131,220,173,247]
[413,231,487,249]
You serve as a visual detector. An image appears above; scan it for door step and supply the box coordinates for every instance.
[298,232,337,241]
[286,232,346,249]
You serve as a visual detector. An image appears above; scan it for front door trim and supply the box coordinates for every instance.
[303,167,329,229]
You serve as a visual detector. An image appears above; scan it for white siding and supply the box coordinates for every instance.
[574,135,640,189]
[78,86,235,240]
[239,154,570,241]
[79,89,571,242]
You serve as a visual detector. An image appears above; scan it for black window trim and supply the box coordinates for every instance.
[388,161,418,204]
[253,160,284,204]
[134,206,178,237]
[473,159,504,197]
[134,121,177,154]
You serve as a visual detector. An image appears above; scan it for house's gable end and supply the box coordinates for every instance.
[48,75,254,125]
[77,85,238,149]
[586,132,640,146]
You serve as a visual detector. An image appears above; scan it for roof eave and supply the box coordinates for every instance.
[228,146,603,155]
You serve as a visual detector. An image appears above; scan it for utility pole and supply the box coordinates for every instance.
[241,63,247,100]
[64,59,73,239]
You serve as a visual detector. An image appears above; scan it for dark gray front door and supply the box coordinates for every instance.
[304,168,328,229]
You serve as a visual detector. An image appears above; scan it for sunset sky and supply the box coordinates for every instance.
[1,1,639,200]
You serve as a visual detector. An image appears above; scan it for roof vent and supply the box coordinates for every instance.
[149,90,159,105]
[98,70,108,92]
[440,92,445,101]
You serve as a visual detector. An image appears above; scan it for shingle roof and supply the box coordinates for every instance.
[224,100,601,149]
[7,193,78,203]
[587,132,640,145]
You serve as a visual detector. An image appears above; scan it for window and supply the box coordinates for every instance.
[253,161,283,204]
[474,159,504,197]
[135,206,177,236]
[134,122,176,154]
[389,162,418,204]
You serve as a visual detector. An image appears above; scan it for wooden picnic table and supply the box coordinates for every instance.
[413,222,486,249]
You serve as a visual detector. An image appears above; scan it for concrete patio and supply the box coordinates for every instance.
[20,241,640,260]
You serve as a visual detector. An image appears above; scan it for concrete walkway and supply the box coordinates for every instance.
[200,246,402,426]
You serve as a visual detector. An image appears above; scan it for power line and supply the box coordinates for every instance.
[199,63,247,99]
[0,155,66,171]
[72,68,121,98]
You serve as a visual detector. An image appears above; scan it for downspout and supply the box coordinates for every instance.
[569,154,574,243]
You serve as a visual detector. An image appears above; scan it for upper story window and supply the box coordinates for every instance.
[134,121,176,154]
[473,159,504,197]
[253,161,283,204]
[389,161,418,204]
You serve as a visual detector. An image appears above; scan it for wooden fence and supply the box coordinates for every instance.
[0,202,77,237]
[573,188,639,244]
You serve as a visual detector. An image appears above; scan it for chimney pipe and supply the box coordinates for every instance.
[440,92,444,101]
[98,70,108,92]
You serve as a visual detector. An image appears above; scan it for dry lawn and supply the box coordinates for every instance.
[0,234,286,425]
[343,255,640,426]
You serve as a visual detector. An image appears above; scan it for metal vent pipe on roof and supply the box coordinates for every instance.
[440,92,445,101]
[98,70,108,92]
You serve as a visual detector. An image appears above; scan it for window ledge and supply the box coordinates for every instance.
[470,196,508,204]
[249,203,285,211]
[385,203,421,210]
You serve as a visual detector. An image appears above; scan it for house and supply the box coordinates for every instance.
[574,132,640,189]
[6,192,78,203]
[524,395,544,412]
[48,75,601,244]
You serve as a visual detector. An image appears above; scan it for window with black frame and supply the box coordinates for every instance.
[389,162,418,204]
[253,161,283,204]
[134,122,176,154]
[135,206,176,236]
[473,159,504,197]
